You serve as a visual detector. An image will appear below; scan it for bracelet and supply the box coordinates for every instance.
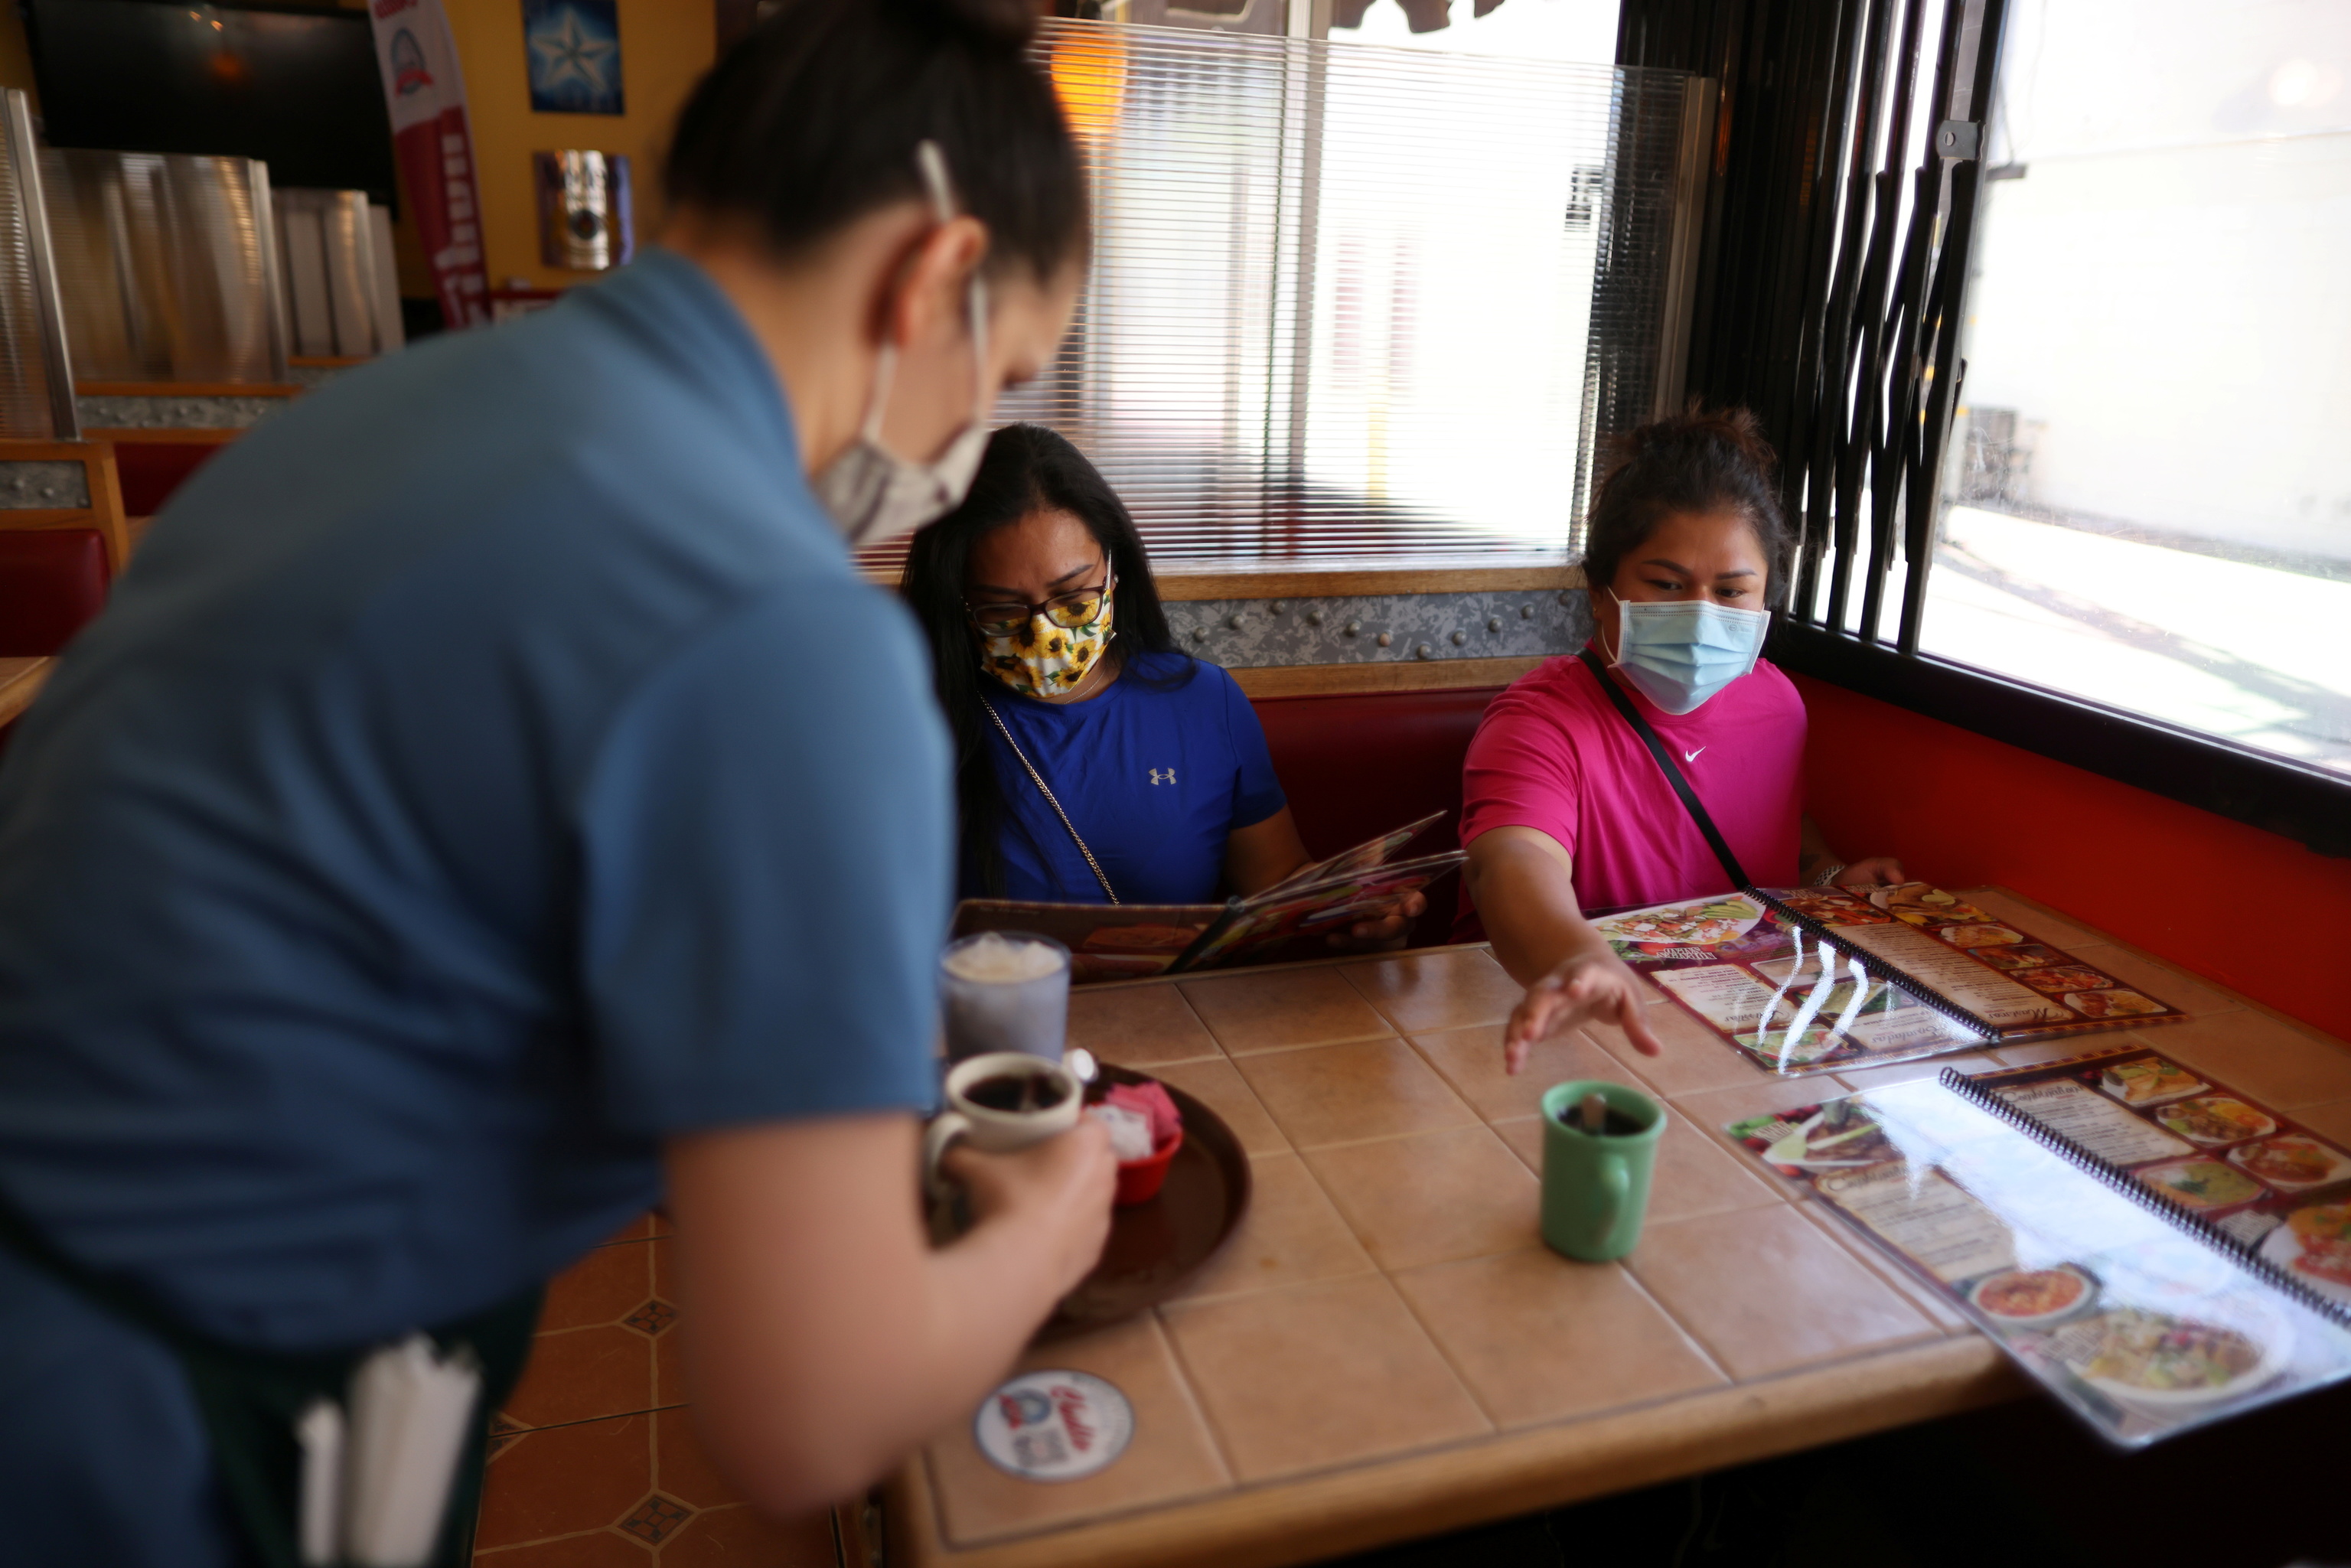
[1811,861,1847,887]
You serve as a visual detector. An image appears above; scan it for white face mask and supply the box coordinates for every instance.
[813,141,993,546]
[1603,590,1770,715]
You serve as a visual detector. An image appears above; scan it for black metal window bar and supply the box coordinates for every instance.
[1621,0,2350,856]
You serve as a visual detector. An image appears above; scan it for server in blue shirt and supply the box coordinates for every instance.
[0,2,1114,1563]
[902,424,1428,937]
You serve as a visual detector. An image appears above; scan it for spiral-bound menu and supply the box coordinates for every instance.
[1723,1043,2351,1447]
[1594,882,2186,1077]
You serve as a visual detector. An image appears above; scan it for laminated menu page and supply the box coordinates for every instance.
[1593,882,2186,1077]
[1723,1045,2351,1446]
[952,811,1464,983]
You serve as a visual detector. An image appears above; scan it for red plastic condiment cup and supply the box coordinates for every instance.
[1114,1126,1183,1206]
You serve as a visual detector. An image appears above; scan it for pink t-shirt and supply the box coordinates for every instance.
[1454,654,1805,939]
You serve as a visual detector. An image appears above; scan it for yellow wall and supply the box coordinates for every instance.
[435,0,716,294]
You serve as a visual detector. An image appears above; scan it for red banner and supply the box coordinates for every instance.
[368,0,489,331]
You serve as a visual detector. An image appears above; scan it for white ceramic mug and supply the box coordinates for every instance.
[924,1051,1084,1194]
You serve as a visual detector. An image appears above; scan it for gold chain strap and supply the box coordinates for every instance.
[982,699,1120,905]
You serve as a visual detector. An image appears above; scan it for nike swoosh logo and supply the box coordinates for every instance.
[1683,747,1707,763]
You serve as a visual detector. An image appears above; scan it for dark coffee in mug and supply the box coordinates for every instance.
[966,1072,1069,1114]
[1554,1105,1647,1138]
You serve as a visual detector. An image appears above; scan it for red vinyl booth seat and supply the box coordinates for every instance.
[0,528,109,657]
[1250,685,1507,948]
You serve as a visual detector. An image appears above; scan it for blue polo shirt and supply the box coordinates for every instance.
[0,252,950,1563]
[980,650,1285,904]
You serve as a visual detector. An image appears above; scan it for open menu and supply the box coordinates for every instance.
[1724,1044,2351,1446]
[1595,882,2186,1077]
[951,811,1465,983]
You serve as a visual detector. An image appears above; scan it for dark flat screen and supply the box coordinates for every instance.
[27,0,397,208]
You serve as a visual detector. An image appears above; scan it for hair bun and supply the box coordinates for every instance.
[903,0,1039,47]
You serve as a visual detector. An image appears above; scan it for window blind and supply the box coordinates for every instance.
[857,20,1699,578]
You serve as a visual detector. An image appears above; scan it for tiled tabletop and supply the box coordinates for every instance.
[883,887,2351,1568]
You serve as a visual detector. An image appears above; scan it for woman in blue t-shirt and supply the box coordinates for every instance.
[903,424,1423,939]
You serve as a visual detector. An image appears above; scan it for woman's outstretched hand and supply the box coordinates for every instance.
[1325,890,1429,951]
[1502,952,1662,1074]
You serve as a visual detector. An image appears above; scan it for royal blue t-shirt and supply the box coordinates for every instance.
[0,252,951,1564]
[980,650,1286,905]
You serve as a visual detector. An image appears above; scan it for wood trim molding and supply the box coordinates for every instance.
[0,438,132,569]
[76,380,302,399]
[0,657,54,728]
[81,427,246,446]
[1227,655,1546,698]
[1157,563,1585,601]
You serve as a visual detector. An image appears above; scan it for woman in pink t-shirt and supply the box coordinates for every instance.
[1459,409,1904,1071]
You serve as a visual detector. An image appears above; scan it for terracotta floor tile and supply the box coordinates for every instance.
[1178,1152,1374,1300]
[1341,947,1524,1035]
[2293,1098,2351,1147]
[1959,888,2105,949]
[654,1320,686,1410]
[928,1313,1232,1545]
[2065,944,2239,1016]
[475,1413,654,1550]
[1147,1058,1291,1156]
[1408,1021,1627,1124]
[1303,1125,1540,1271]
[2137,1011,2351,1109]
[1832,1051,2001,1093]
[540,1241,657,1333]
[1176,968,1395,1055]
[1392,1250,1725,1429]
[1233,1037,1475,1149]
[1162,1274,1489,1483]
[472,1530,649,1565]
[1992,1038,2117,1069]
[598,1214,656,1247]
[651,1408,741,1512]
[658,1504,835,1567]
[502,1325,657,1428]
[1581,1002,1764,1097]
[1624,1206,1938,1379]
[1071,983,1222,1068]
[1793,1201,1971,1335]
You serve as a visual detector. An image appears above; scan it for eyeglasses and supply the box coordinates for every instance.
[965,569,1115,639]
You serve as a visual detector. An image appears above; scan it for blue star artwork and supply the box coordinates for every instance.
[523,0,624,116]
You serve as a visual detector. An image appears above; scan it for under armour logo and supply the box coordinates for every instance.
[1683,746,1707,764]
[1149,768,1177,785]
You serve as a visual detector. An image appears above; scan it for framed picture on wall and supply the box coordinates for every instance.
[523,0,624,116]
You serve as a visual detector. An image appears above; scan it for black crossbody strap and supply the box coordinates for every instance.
[1577,647,1750,892]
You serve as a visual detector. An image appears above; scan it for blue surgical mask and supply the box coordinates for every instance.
[1602,590,1770,715]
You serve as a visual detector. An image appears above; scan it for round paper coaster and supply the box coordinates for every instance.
[973,1369,1134,1482]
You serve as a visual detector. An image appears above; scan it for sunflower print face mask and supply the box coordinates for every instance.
[980,584,1116,698]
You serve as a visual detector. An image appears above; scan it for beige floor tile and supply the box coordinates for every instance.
[1833,1051,2002,1092]
[1992,1038,2124,1069]
[1161,1275,1489,1482]
[1342,947,1525,1035]
[2293,1100,2351,1147]
[2134,1012,2351,1110]
[925,1313,1231,1546]
[1070,983,1222,1068]
[1303,1125,1541,1271]
[1582,1002,1768,1097]
[1409,1021,1626,1123]
[1624,1206,1939,1380]
[1489,1107,1784,1227]
[1177,1152,1375,1301]
[1392,1250,1727,1429]
[1147,1058,1290,1156]
[1234,1038,1477,1149]
[1792,1201,1972,1335]
[2063,944,2239,1017]
[1960,888,2105,949]
[1178,968,1396,1055]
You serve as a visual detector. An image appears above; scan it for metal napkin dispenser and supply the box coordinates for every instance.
[533,151,633,272]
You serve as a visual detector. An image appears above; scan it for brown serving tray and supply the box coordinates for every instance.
[1038,1064,1253,1338]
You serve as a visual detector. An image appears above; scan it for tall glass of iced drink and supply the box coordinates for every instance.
[939,932,1071,1064]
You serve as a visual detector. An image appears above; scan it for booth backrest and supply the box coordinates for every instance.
[1251,685,1505,947]
[0,528,110,657]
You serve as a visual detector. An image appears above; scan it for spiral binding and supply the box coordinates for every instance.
[1746,888,1996,1045]
[1936,1066,2351,1330]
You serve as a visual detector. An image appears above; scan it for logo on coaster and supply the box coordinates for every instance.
[973,1370,1134,1482]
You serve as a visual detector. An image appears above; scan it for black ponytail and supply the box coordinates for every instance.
[666,0,1087,282]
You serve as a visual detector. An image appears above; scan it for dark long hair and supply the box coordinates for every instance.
[666,0,1087,285]
[1583,406,1796,608]
[902,424,1189,896]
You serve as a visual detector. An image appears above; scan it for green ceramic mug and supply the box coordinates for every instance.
[1539,1079,1665,1262]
